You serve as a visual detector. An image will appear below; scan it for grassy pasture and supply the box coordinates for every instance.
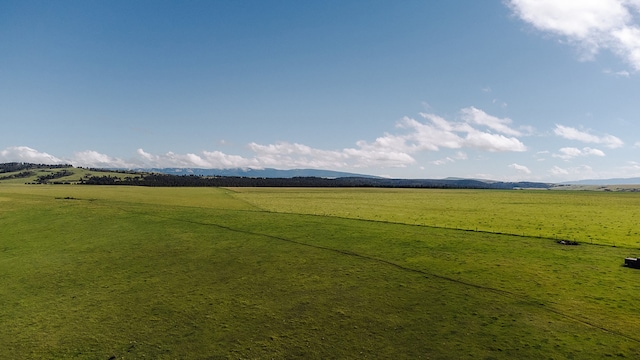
[1,185,640,359]
[231,187,640,247]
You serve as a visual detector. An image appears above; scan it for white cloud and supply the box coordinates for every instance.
[508,0,640,71]
[135,148,260,169]
[534,150,549,162]
[0,146,134,168]
[549,164,595,179]
[249,142,356,168]
[455,151,468,160]
[136,148,155,161]
[555,147,582,160]
[464,130,527,152]
[0,146,65,164]
[603,68,631,77]
[460,106,522,136]
[342,147,415,168]
[580,147,605,157]
[619,161,640,176]
[509,163,531,174]
[202,150,260,168]
[72,150,135,168]
[135,139,416,170]
[397,109,527,153]
[431,158,454,166]
[550,165,570,176]
[398,115,464,151]
[553,147,605,160]
[0,106,528,172]
[554,124,623,148]
[431,151,468,166]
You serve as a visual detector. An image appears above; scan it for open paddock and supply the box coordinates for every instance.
[1,185,639,358]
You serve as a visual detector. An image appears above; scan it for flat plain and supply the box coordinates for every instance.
[1,184,640,359]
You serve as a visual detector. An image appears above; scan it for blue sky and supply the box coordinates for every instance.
[1,0,639,181]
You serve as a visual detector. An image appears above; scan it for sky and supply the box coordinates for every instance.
[1,0,640,182]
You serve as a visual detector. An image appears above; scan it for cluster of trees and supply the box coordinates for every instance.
[79,175,136,185]
[35,170,75,184]
[84,167,140,175]
[0,171,35,180]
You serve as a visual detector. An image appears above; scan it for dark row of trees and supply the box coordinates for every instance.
[35,170,75,184]
[83,174,360,187]
[1,162,551,189]
[81,173,550,189]
[83,167,141,175]
[0,171,35,180]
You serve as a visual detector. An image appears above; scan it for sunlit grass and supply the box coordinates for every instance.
[231,187,640,247]
[1,185,639,358]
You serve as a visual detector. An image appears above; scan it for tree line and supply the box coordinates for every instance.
[0,171,35,181]
[0,163,551,189]
[35,170,75,184]
[81,173,550,189]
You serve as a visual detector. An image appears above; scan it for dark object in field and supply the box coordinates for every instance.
[557,240,579,245]
[624,257,640,269]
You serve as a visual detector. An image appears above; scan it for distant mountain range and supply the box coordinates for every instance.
[561,177,640,185]
[5,162,639,188]
[127,167,640,187]
[124,167,552,189]
[99,167,640,186]
[133,167,382,179]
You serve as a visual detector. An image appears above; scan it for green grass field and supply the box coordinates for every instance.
[1,185,640,359]
[231,187,640,247]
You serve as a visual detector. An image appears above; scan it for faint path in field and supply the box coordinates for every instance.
[253,209,631,249]
[220,188,265,211]
[220,225,640,345]
[220,188,268,211]
[117,205,640,345]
